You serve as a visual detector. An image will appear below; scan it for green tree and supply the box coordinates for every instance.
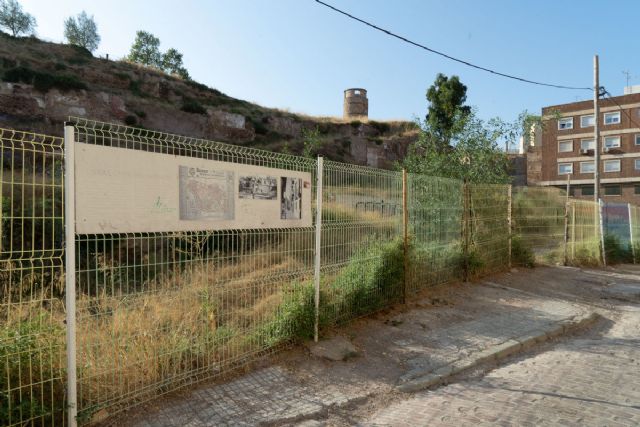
[302,126,322,158]
[161,48,189,79]
[127,30,162,68]
[404,109,512,184]
[64,11,100,52]
[426,73,471,146]
[0,0,35,36]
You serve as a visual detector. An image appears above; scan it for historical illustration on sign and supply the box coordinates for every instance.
[281,177,302,219]
[179,166,235,220]
[238,175,277,200]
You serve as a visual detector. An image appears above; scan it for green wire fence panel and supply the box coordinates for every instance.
[406,174,463,292]
[630,204,640,262]
[467,184,510,277]
[70,119,318,421]
[0,128,66,426]
[319,160,403,326]
[512,186,567,264]
[1,119,615,426]
[568,199,602,266]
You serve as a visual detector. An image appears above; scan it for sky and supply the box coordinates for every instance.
[17,0,640,123]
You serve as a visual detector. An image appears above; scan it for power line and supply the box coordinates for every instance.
[313,0,592,91]
[602,89,640,129]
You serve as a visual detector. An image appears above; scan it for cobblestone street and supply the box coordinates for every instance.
[117,266,640,427]
[366,308,640,426]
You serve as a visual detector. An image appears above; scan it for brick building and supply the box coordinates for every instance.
[528,90,640,203]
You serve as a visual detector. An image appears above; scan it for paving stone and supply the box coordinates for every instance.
[367,310,640,427]
[307,336,358,361]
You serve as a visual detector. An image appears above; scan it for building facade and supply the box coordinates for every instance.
[530,91,640,203]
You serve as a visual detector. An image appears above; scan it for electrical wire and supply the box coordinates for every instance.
[602,90,640,130]
[313,0,592,91]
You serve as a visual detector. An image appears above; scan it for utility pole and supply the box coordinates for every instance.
[594,55,600,203]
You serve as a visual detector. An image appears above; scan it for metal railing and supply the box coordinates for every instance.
[0,120,616,425]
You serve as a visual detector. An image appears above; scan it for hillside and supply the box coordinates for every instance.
[0,33,418,168]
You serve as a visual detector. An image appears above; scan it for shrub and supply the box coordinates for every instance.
[181,98,207,115]
[447,249,485,279]
[604,234,633,264]
[324,238,405,322]
[250,118,269,135]
[350,120,361,128]
[511,235,535,267]
[124,115,137,126]
[2,66,87,92]
[369,120,391,134]
[69,44,93,58]
[260,281,316,344]
[128,79,144,97]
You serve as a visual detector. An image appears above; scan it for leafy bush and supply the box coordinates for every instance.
[511,235,535,267]
[325,238,405,322]
[128,79,144,97]
[261,281,316,343]
[369,120,391,134]
[250,117,269,135]
[452,249,485,279]
[259,239,406,343]
[3,66,87,92]
[69,44,93,58]
[604,234,633,264]
[181,98,207,115]
[124,115,137,126]
[350,120,362,128]
[0,316,65,426]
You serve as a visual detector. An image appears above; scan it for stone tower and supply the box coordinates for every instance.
[343,88,368,121]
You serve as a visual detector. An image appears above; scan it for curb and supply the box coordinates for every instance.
[397,312,601,393]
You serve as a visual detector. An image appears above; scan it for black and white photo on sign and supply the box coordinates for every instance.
[280,177,302,219]
[238,175,277,200]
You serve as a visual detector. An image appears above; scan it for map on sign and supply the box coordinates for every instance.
[179,166,235,220]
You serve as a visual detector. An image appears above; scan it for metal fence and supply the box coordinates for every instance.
[0,120,623,426]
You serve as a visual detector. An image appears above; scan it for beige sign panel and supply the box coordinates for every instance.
[74,143,312,234]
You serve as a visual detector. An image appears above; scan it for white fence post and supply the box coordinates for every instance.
[507,184,512,268]
[64,125,78,427]
[599,198,606,267]
[629,203,636,263]
[313,156,324,342]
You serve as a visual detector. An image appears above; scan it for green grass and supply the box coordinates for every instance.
[0,315,65,426]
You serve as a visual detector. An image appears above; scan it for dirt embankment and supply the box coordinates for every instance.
[0,33,418,168]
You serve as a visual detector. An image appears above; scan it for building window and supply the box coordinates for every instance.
[580,138,595,151]
[603,136,621,149]
[580,115,595,127]
[604,185,622,196]
[582,185,594,196]
[558,117,573,130]
[604,111,621,125]
[635,159,640,170]
[635,134,640,145]
[558,163,573,175]
[604,159,621,172]
[635,185,640,195]
[580,161,595,173]
[558,140,573,152]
